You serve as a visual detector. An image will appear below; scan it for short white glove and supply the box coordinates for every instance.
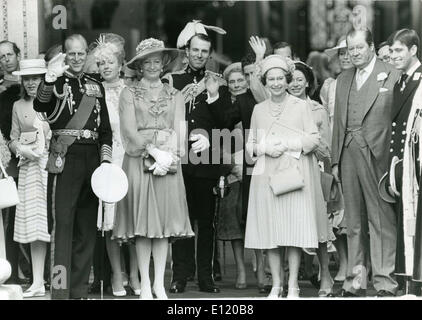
[148,162,167,176]
[148,147,173,170]
[17,144,40,161]
[257,140,287,158]
[190,134,210,153]
[45,53,70,82]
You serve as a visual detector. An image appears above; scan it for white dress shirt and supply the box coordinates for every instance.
[356,55,377,90]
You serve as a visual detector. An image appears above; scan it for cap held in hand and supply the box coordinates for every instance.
[91,163,128,203]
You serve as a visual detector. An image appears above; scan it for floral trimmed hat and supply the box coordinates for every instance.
[126,38,181,68]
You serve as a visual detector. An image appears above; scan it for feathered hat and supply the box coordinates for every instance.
[176,20,226,49]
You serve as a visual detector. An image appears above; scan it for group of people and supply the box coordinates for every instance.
[0,19,422,300]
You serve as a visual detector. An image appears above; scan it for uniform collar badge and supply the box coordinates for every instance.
[413,72,421,81]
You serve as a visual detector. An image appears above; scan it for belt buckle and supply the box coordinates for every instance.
[82,130,91,139]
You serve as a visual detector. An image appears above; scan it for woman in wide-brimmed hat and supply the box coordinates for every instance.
[8,59,51,298]
[112,38,194,300]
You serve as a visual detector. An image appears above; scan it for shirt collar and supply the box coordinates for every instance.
[64,70,85,79]
[405,60,421,77]
[185,64,205,79]
[358,55,377,75]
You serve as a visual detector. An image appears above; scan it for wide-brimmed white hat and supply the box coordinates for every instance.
[378,156,402,204]
[91,163,128,203]
[12,59,47,76]
[324,39,347,58]
[126,38,181,69]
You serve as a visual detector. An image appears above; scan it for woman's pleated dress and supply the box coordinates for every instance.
[244,94,321,249]
[10,99,50,244]
[112,81,194,241]
[96,79,126,231]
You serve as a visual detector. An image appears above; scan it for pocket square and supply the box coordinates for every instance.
[379,87,389,93]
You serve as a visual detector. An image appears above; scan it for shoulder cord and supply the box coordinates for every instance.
[37,85,70,124]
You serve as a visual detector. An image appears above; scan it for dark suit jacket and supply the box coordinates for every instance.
[331,58,400,173]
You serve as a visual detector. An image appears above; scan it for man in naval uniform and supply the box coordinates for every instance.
[162,21,231,294]
[379,29,422,295]
[33,34,112,299]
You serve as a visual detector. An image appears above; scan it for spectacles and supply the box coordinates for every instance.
[0,53,15,62]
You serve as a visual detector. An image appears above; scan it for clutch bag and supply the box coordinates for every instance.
[143,156,177,174]
[19,131,38,145]
[0,161,19,209]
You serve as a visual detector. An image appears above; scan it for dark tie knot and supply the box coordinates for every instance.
[400,73,409,84]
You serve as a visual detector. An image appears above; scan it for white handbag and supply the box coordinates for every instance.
[0,160,19,210]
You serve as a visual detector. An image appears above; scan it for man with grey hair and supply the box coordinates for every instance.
[34,34,112,299]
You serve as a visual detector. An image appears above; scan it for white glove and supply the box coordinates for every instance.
[45,53,70,82]
[148,162,167,176]
[17,144,40,161]
[257,140,287,158]
[190,134,210,153]
[148,147,173,170]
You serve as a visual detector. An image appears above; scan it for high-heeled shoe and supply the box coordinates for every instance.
[140,286,153,300]
[287,288,300,299]
[235,282,247,289]
[111,283,127,297]
[318,278,334,297]
[267,287,282,299]
[152,285,168,300]
[129,283,141,296]
[23,285,46,298]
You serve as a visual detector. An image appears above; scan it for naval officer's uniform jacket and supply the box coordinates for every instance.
[34,71,112,299]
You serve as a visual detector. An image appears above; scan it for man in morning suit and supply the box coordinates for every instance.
[331,29,400,297]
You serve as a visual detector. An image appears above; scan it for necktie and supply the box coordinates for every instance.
[356,69,365,90]
[399,73,409,92]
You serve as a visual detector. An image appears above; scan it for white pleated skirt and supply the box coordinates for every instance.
[245,153,319,249]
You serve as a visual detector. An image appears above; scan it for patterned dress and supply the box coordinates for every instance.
[112,80,194,240]
[9,98,50,243]
[96,79,126,231]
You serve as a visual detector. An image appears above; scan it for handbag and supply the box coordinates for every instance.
[19,131,38,145]
[0,160,19,210]
[269,157,305,196]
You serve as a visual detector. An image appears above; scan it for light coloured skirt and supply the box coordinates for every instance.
[96,150,124,232]
[14,153,50,243]
[112,154,194,241]
[245,153,320,249]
